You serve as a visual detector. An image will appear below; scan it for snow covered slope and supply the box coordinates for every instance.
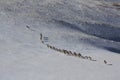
[0,0,120,80]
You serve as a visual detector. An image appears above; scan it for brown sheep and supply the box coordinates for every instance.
[73,52,77,57]
[52,46,56,50]
[49,46,53,49]
[77,53,82,57]
[104,60,107,64]
[63,50,68,54]
[68,51,73,55]
[66,50,71,55]
[40,33,43,40]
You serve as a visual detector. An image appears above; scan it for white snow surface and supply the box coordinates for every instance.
[0,0,120,80]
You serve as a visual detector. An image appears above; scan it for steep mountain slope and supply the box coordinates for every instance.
[0,0,120,80]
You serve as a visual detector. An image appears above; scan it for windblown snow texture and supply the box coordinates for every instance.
[0,0,120,80]
[0,0,120,53]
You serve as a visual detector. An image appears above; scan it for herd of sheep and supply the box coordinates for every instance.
[40,33,112,65]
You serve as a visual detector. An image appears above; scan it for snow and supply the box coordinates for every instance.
[0,0,120,80]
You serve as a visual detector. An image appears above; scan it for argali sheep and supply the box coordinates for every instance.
[40,33,99,62]
[104,60,107,64]
[104,60,112,65]
[26,25,30,29]
[64,50,70,55]
[40,33,43,40]
[73,52,77,57]
[49,45,53,49]
[52,46,56,50]
[66,51,71,55]
[63,49,68,54]
[43,42,97,62]
[63,49,71,55]
[77,53,82,57]
[68,51,73,55]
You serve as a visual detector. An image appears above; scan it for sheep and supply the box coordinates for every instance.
[68,51,73,55]
[104,60,107,64]
[52,46,56,50]
[77,53,82,57]
[66,50,71,55]
[43,41,98,63]
[63,49,68,54]
[49,45,53,49]
[104,60,112,65]
[73,52,77,57]
[40,33,43,40]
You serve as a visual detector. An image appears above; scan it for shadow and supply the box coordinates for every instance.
[53,19,83,32]
[83,37,120,54]
[53,19,120,42]
[110,37,120,42]
[104,47,120,54]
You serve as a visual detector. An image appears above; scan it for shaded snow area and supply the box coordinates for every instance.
[0,0,120,80]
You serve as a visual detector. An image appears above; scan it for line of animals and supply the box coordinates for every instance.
[40,33,96,61]
[25,25,113,65]
[46,44,96,61]
[25,26,112,65]
[40,33,112,65]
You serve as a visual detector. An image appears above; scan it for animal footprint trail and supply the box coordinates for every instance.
[40,33,112,65]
